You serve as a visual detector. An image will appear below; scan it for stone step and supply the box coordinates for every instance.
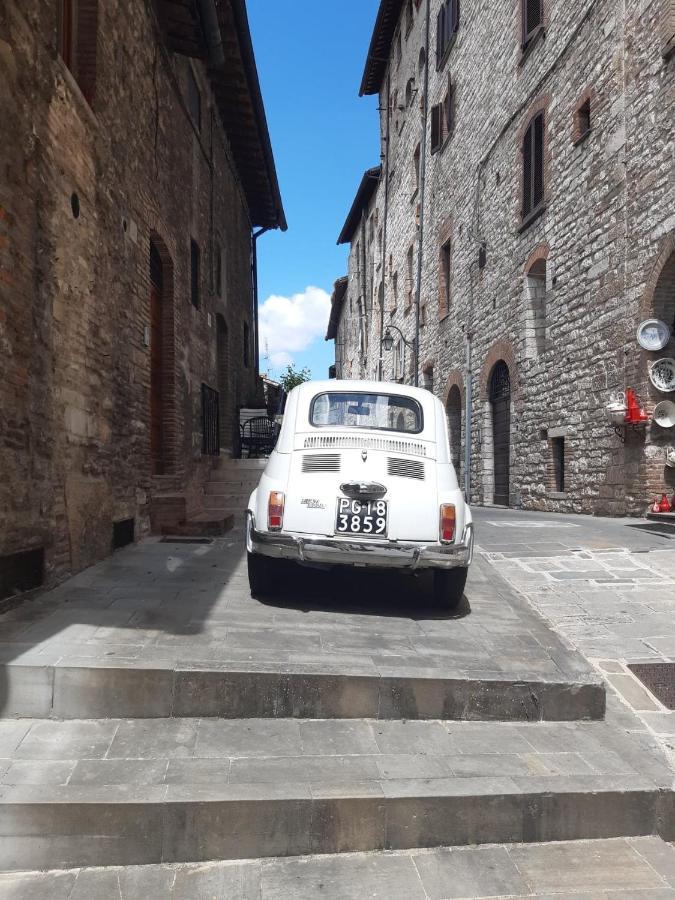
[0,656,605,720]
[166,511,235,538]
[0,716,670,871]
[217,459,268,471]
[203,487,252,502]
[206,474,261,488]
[5,836,675,898]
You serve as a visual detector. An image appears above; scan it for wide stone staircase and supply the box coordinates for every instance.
[1,535,675,896]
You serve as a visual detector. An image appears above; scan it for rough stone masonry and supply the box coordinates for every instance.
[0,0,285,594]
[329,0,675,517]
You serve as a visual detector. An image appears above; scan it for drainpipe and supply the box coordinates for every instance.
[464,330,473,501]
[197,0,226,67]
[379,69,392,382]
[252,227,269,381]
[413,0,432,387]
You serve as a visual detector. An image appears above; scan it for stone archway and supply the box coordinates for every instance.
[489,361,512,506]
[638,236,675,502]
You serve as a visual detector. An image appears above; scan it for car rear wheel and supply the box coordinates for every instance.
[247,552,279,597]
[432,567,468,610]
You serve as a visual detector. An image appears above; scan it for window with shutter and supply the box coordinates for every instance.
[444,74,454,139]
[436,6,445,65]
[522,111,545,221]
[430,104,442,153]
[58,0,99,104]
[436,0,460,67]
[522,0,543,48]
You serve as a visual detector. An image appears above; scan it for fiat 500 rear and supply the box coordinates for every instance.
[246,380,473,607]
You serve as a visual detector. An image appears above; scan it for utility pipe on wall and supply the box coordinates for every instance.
[412,0,432,387]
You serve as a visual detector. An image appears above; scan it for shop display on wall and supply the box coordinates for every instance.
[649,358,675,393]
[654,401,675,429]
[637,319,671,351]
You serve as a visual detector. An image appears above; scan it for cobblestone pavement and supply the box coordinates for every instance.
[474,507,675,762]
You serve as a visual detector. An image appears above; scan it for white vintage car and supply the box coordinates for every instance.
[246,380,473,607]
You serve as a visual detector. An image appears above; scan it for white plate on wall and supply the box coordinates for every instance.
[637,319,671,351]
[649,358,675,393]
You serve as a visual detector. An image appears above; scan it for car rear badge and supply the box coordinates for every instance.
[361,449,368,462]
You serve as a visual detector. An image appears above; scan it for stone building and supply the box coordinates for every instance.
[0,0,285,596]
[329,0,675,516]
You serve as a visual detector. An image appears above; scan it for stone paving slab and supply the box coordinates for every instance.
[0,528,604,721]
[3,837,675,898]
[0,711,672,870]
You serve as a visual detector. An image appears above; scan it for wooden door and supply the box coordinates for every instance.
[150,261,163,474]
[490,361,511,506]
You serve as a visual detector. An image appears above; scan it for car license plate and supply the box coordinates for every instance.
[335,498,388,536]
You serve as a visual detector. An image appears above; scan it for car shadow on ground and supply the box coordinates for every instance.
[254,560,471,622]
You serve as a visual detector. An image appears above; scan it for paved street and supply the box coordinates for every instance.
[1,510,675,894]
[475,508,675,762]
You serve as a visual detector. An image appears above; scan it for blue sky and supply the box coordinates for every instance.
[247,0,380,381]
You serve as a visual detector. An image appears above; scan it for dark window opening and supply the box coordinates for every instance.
[201,383,220,455]
[112,519,134,550]
[522,0,543,48]
[187,66,201,131]
[552,437,565,492]
[190,239,200,308]
[436,0,460,67]
[574,98,591,143]
[444,74,455,139]
[0,548,45,601]
[440,239,451,315]
[430,103,442,153]
[522,111,545,221]
[413,143,421,189]
[57,0,99,105]
[405,0,414,35]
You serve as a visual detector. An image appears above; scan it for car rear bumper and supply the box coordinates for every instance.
[246,513,474,571]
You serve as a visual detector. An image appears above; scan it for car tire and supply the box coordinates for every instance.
[432,567,468,610]
[247,552,277,597]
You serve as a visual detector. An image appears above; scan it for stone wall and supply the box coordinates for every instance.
[335,0,675,516]
[0,0,258,587]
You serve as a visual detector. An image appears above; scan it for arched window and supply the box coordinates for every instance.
[418,47,426,74]
[524,257,547,358]
[405,77,415,108]
[522,111,545,221]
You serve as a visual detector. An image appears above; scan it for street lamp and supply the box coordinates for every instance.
[381,325,415,352]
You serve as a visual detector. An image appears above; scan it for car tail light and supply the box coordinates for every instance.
[439,504,456,543]
[268,491,285,531]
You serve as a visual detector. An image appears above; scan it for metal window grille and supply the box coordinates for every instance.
[201,383,220,455]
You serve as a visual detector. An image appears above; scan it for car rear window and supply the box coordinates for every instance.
[309,392,423,434]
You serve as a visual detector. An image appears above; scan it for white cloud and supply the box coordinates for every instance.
[259,286,331,371]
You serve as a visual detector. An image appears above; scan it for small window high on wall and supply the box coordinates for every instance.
[522,111,545,222]
[57,0,99,105]
[522,0,543,49]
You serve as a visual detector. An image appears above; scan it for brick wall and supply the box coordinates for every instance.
[0,0,258,585]
[336,0,675,516]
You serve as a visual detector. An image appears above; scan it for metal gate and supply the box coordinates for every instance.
[490,361,511,506]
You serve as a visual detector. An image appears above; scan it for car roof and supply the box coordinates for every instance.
[294,380,436,404]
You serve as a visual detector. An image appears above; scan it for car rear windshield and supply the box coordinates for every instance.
[309,392,423,434]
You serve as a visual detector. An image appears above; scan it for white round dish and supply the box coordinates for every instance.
[649,358,675,393]
[637,319,671,351]
[653,400,675,428]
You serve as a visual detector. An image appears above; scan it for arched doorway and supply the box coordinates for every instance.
[149,241,164,475]
[216,314,229,450]
[446,385,462,478]
[490,360,511,506]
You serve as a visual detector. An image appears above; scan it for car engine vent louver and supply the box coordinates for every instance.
[303,435,427,457]
[387,457,425,480]
[302,454,341,473]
